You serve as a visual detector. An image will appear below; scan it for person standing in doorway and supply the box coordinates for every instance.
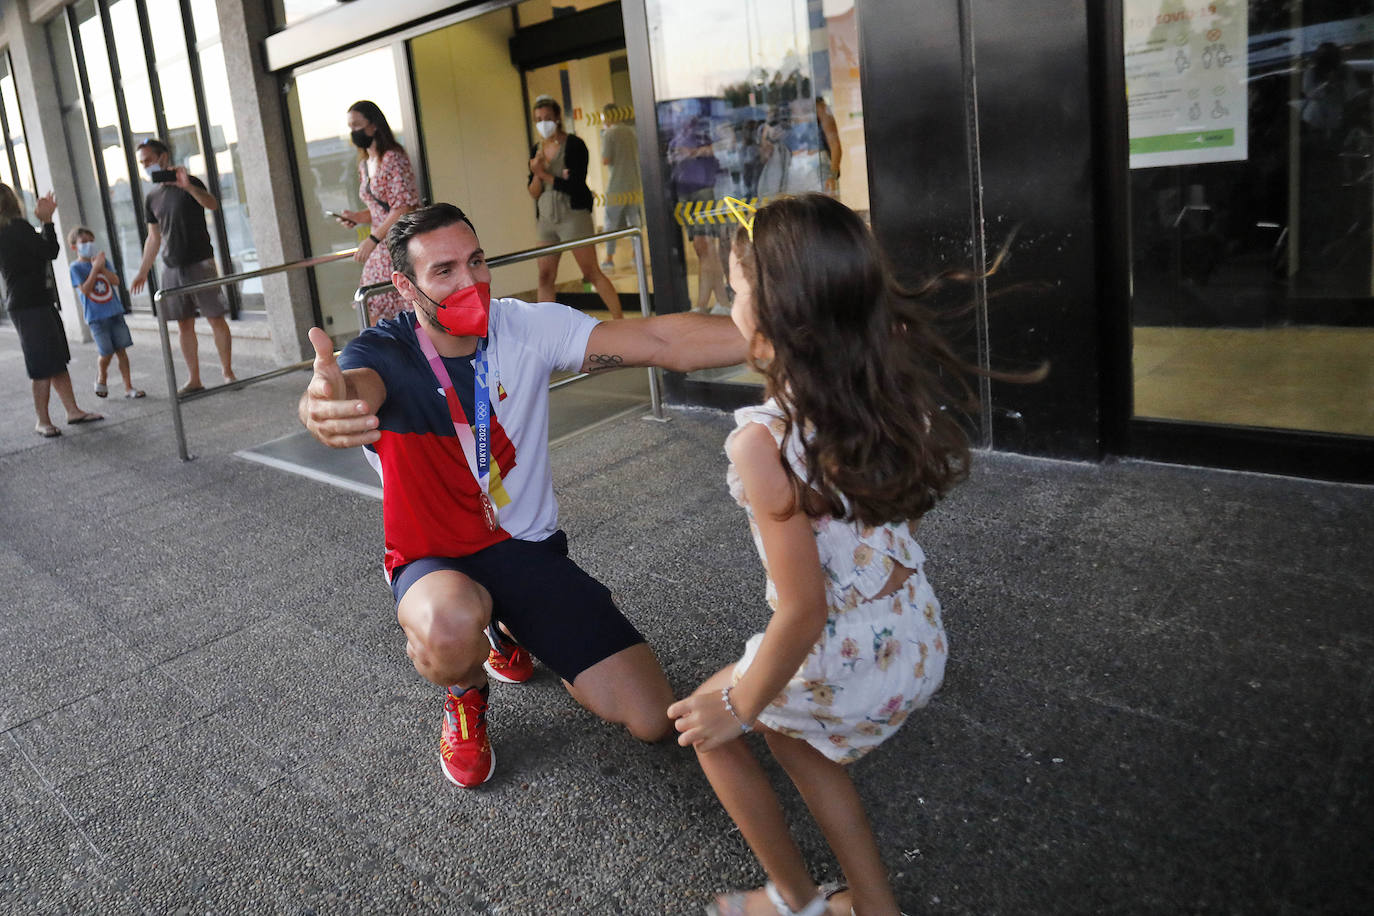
[599,103,641,273]
[130,138,235,394]
[527,95,623,319]
[0,185,103,437]
[335,101,420,325]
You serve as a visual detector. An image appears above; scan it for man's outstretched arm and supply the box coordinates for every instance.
[580,312,747,375]
[298,327,387,448]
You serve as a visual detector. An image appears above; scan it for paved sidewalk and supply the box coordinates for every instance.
[1,326,1371,914]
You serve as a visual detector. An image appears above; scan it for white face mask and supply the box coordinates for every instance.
[77,241,96,258]
[535,119,558,139]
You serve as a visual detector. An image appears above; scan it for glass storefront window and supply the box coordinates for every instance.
[198,42,262,309]
[287,47,410,333]
[516,0,617,28]
[520,49,652,306]
[1125,1,1374,437]
[0,53,36,210]
[47,14,108,266]
[646,0,867,385]
[74,0,147,312]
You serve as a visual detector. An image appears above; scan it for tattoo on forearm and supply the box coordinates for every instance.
[586,353,624,372]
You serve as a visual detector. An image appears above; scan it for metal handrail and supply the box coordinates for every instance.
[352,226,663,420]
[155,226,661,461]
[153,246,362,460]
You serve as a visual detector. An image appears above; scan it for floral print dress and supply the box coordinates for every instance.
[727,401,948,764]
[358,149,421,324]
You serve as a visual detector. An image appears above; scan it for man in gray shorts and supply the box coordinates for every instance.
[130,138,234,394]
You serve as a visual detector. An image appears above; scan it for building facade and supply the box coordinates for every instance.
[2,0,1370,481]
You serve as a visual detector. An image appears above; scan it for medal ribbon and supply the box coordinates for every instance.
[413,318,499,530]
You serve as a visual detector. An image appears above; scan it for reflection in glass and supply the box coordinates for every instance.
[646,0,867,385]
[1127,1,1374,436]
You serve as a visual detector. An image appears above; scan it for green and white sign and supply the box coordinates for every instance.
[1125,1,1248,169]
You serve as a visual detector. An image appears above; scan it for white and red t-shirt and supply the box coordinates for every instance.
[339,298,597,577]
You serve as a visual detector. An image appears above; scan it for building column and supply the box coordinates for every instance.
[215,0,314,362]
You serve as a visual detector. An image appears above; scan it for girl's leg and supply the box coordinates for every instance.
[115,349,133,390]
[765,732,900,916]
[570,244,623,319]
[536,252,560,304]
[692,667,819,914]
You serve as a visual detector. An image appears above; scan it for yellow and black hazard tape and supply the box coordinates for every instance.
[584,105,635,127]
[673,196,761,227]
[591,189,645,207]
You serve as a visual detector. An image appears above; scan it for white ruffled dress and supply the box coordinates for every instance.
[727,401,948,764]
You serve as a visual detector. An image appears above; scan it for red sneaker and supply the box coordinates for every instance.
[483,625,534,684]
[439,685,494,788]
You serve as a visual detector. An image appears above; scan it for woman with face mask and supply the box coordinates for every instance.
[526,95,623,319]
[0,184,103,437]
[337,101,420,325]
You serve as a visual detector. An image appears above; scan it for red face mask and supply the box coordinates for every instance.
[418,281,492,337]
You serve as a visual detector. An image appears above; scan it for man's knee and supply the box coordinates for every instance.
[624,705,673,743]
[397,576,491,684]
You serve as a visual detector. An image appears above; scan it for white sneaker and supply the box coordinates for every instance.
[600,260,615,271]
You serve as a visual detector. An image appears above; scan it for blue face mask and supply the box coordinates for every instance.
[77,241,96,258]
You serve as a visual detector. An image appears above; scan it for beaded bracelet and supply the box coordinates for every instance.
[721,686,752,733]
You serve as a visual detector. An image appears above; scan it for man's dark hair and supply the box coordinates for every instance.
[386,203,478,280]
[136,137,169,156]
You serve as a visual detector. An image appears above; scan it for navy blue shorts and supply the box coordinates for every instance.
[390,531,644,683]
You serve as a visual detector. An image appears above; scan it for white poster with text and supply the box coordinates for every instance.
[1125,1,1249,168]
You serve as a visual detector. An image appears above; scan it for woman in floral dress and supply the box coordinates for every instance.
[336,101,420,325]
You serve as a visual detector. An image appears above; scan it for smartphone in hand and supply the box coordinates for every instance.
[150,169,176,183]
[325,210,356,227]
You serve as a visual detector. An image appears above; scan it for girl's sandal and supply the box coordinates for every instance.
[706,881,829,916]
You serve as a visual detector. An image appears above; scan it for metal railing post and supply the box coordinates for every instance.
[156,306,191,461]
[631,233,665,421]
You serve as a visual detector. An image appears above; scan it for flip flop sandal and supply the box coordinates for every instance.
[178,382,205,395]
[67,413,104,424]
[125,389,146,399]
[706,882,828,916]
[94,381,108,397]
[36,425,61,438]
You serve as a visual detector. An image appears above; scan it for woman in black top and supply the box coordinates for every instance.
[0,184,102,437]
[526,96,623,319]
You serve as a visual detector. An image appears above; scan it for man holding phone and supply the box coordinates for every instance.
[130,138,235,394]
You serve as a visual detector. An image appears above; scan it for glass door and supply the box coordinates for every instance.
[1125,1,1374,438]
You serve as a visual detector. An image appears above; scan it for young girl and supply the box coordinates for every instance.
[668,193,997,916]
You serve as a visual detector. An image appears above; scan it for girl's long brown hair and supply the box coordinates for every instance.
[735,193,1038,527]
